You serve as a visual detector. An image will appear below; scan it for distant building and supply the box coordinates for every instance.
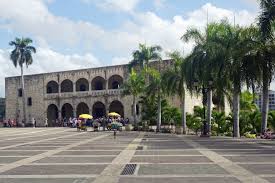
[0,98,5,121]
[254,90,275,111]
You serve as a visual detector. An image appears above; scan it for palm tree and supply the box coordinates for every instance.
[182,22,230,136]
[258,0,275,133]
[129,43,162,71]
[146,67,163,132]
[123,69,145,127]
[9,37,36,124]
[162,51,188,134]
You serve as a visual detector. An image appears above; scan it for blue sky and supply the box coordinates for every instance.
[0,0,260,96]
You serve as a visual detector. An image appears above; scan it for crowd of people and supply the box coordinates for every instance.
[46,116,129,128]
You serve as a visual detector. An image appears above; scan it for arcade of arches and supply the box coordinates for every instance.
[47,100,124,121]
[46,74,123,93]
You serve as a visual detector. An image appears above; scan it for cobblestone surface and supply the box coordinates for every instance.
[0,128,274,183]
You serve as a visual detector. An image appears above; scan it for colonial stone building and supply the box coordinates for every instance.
[0,98,5,121]
[5,60,202,126]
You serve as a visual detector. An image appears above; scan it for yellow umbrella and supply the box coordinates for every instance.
[108,112,121,117]
[79,114,93,119]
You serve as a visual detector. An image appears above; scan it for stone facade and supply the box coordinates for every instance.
[0,98,5,121]
[5,61,202,126]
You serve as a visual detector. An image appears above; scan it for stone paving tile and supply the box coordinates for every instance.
[70,146,126,150]
[131,156,211,163]
[0,157,27,164]
[56,150,121,155]
[239,164,275,174]
[224,155,275,162]
[34,156,115,163]
[263,177,275,183]
[1,165,106,175]
[134,150,202,155]
[0,151,45,156]
[214,149,275,155]
[118,177,241,183]
[0,178,93,183]
[138,164,228,175]
[5,146,58,150]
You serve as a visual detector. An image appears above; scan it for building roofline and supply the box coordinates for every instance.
[5,59,172,79]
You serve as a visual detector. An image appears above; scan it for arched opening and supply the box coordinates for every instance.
[61,79,73,93]
[92,102,106,118]
[76,78,89,92]
[108,75,123,89]
[46,81,59,94]
[109,100,124,117]
[76,102,89,116]
[61,103,73,119]
[91,76,106,90]
[47,104,58,127]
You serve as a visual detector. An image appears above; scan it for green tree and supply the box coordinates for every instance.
[162,51,188,134]
[123,69,145,126]
[146,67,164,132]
[9,37,36,124]
[129,43,162,70]
[258,0,275,133]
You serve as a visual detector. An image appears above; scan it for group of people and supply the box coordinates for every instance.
[45,116,129,129]
[2,119,17,127]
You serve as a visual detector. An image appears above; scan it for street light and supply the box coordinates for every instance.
[194,78,213,137]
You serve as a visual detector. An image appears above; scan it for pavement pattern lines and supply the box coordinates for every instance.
[0,128,275,182]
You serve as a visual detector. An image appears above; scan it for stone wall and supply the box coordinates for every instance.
[5,62,204,126]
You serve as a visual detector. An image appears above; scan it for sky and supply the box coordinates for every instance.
[0,0,262,97]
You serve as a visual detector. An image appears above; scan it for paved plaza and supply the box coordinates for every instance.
[0,128,274,182]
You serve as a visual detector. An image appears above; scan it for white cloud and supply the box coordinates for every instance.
[111,57,131,65]
[0,1,260,96]
[153,0,166,9]
[0,47,101,97]
[82,0,140,12]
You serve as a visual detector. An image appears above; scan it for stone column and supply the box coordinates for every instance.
[73,82,76,93]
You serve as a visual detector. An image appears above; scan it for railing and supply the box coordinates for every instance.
[45,89,124,99]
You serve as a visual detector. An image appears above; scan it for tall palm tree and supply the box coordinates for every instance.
[9,37,36,124]
[123,69,145,126]
[162,51,187,134]
[258,0,275,133]
[129,43,162,71]
[146,67,163,132]
[182,22,228,136]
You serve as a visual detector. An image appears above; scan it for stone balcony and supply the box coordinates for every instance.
[45,89,124,99]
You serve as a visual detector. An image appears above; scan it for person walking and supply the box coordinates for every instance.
[45,118,48,127]
[32,118,35,128]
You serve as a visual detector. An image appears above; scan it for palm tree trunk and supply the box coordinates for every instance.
[261,66,269,133]
[181,97,186,134]
[157,93,161,132]
[20,66,26,125]
[233,85,240,138]
[133,95,137,127]
[207,89,212,135]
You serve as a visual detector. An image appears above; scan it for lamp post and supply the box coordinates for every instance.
[194,78,213,137]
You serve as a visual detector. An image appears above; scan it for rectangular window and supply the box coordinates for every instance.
[27,97,32,106]
[18,88,22,97]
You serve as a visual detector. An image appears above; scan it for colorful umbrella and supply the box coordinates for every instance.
[79,114,93,119]
[108,112,121,117]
